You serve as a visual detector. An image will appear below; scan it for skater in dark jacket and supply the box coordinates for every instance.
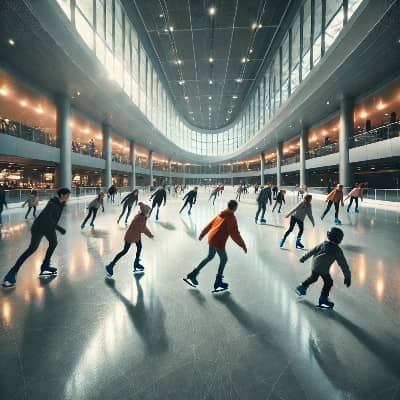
[149,185,167,220]
[23,189,39,219]
[265,183,273,205]
[81,192,105,229]
[183,200,247,292]
[272,190,286,213]
[105,202,153,277]
[255,186,269,224]
[272,185,278,200]
[209,187,219,205]
[0,185,8,226]
[295,227,351,308]
[179,187,198,215]
[280,194,315,249]
[117,189,139,224]
[108,184,117,203]
[2,188,71,288]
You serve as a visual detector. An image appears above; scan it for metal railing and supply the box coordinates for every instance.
[349,121,400,148]
[306,142,339,159]
[282,155,300,165]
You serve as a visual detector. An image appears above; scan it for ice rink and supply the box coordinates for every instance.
[0,187,399,400]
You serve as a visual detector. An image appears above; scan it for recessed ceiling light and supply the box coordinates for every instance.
[235,78,243,83]
[184,96,189,100]
[226,118,229,121]
[249,48,254,54]
[164,28,168,32]
[19,99,27,107]
[169,26,174,32]
[208,6,216,16]
[209,80,213,84]
[241,57,247,63]
[77,91,81,96]
[326,100,330,105]
[178,80,185,85]
[251,22,257,30]
[189,111,193,114]
[8,38,15,46]
[176,59,182,65]
[159,14,164,18]
[209,57,214,63]
[258,24,262,28]
[232,95,238,99]
[208,96,212,100]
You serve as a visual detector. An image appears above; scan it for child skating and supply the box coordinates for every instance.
[117,189,139,225]
[272,189,286,213]
[345,183,363,213]
[179,187,198,215]
[105,202,154,277]
[321,184,344,224]
[183,200,247,292]
[149,185,167,221]
[22,189,39,219]
[2,188,70,288]
[81,192,105,229]
[255,185,268,224]
[295,227,351,309]
[280,194,315,249]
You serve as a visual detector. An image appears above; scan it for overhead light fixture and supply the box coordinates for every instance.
[209,107,212,111]
[169,26,174,32]
[258,24,262,28]
[208,96,212,100]
[228,110,232,113]
[178,80,185,85]
[326,100,330,105]
[226,118,229,121]
[8,38,15,46]
[0,87,9,96]
[184,96,189,100]
[235,78,243,83]
[36,106,44,114]
[159,14,164,18]
[19,99,27,107]
[209,57,214,63]
[189,111,193,114]
[208,6,216,16]
[76,91,81,96]
[164,28,168,32]
[241,57,247,63]
[251,22,257,30]
[176,59,182,65]
[232,95,238,99]
[209,80,213,84]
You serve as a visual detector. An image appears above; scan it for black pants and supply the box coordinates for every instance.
[302,271,333,297]
[272,200,282,212]
[110,240,142,266]
[347,197,359,211]
[267,194,272,205]
[283,216,304,240]
[273,190,278,200]
[322,201,339,219]
[109,193,116,203]
[149,200,162,216]
[209,194,217,205]
[255,203,266,220]
[193,245,227,277]
[180,199,193,213]
[9,228,58,275]
[118,203,132,223]
[82,207,98,226]
[25,206,37,219]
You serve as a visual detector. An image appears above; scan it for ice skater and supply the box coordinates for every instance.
[265,183,273,205]
[272,189,286,213]
[279,194,315,249]
[179,187,198,215]
[0,185,8,226]
[321,184,344,224]
[295,227,351,309]
[81,192,105,229]
[117,189,139,225]
[108,184,117,203]
[105,202,154,277]
[209,186,219,205]
[149,185,167,221]
[23,189,39,219]
[2,187,70,288]
[236,185,243,202]
[255,185,268,224]
[272,184,278,200]
[183,200,247,292]
[345,183,363,213]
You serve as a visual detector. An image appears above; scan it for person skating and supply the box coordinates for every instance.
[105,202,153,277]
[22,189,39,219]
[209,187,219,205]
[108,184,117,203]
[297,185,305,200]
[81,192,105,229]
[183,200,247,292]
[179,187,198,215]
[272,185,278,200]
[272,189,286,213]
[321,184,344,224]
[295,227,351,309]
[117,189,139,225]
[255,185,268,224]
[2,188,70,288]
[280,194,315,249]
[345,183,363,213]
[149,185,167,221]
[265,183,273,205]
[0,185,8,226]
[236,185,243,202]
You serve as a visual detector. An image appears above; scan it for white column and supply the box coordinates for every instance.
[339,97,353,188]
[300,128,308,187]
[260,152,265,185]
[277,142,283,188]
[130,141,136,189]
[56,94,71,189]
[148,150,153,187]
[102,121,112,188]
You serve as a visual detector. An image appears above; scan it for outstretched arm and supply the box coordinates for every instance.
[227,219,247,252]
[199,218,215,240]
[336,248,351,282]
[299,244,320,263]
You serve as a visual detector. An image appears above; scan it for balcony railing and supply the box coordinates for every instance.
[349,121,400,148]
[306,142,339,159]
[282,155,300,165]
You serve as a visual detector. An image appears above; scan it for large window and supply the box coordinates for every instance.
[281,34,290,103]
[302,0,312,79]
[312,0,323,66]
[291,14,301,92]
[325,0,344,50]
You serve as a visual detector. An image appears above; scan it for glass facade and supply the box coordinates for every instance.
[56,0,363,157]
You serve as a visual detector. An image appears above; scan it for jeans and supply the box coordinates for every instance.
[118,203,132,223]
[25,206,37,219]
[82,207,98,227]
[302,271,333,297]
[255,203,266,220]
[193,245,228,277]
[110,240,142,266]
[272,200,282,212]
[9,228,58,275]
[322,201,340,219]
[283,216,304,240]
[347,197,359,211]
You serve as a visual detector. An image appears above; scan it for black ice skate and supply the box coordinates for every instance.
[39,263,58,277]
[183,272,198,288]
[212,274,229,293]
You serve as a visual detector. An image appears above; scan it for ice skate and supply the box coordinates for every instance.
[296,238,305,249]
[105,264,114,278]
[80,223,85,230]
[183,271,198,288]
[212,275,229,293]
[295,284,307,296]
[90,222,95,228]
[279,238,285,248]
[260,218,266,224]
[334,218,341,225]
[317,295,334,309]
[2,272,16,288]
[39,263,58,277]
[254,217,258,224]
[355,207,359,213]
[188,210,191,216]
[133,260,145,273]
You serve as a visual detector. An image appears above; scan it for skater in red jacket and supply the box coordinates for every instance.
[183,200,247,292]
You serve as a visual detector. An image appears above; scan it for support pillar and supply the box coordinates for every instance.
[299,128,308,187]
[148,150,153,188]
[102,121,112,188]
[277,142,283,188]
[182,165,186,186]
[168,159,172,185]
[56,94,72,189]
[130,141,136,189]
[231,164,234,186]
[339,97,353,189]
[260,152,265,185]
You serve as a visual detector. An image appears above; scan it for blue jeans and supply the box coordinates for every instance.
[194,245,228,276]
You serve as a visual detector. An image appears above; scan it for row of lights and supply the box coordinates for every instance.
[0,86,45,114]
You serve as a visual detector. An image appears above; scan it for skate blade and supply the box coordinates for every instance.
[316,304,334,309]
[183,278,197,288]
[39,272,57,278]
[105,272,113,279]
[2,283,16,289]
[295,289,305,296]
[212,288,229,293]
[133,270,144,274]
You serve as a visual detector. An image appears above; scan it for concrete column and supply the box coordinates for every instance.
[276,142,283,188]
[148,150,153,187]
[339,97,353,188]
[182,165,186,186]
[102,121,112,188]
[299,128,308,187]
[168,159,172,185]
[260,152,265,185]
[56,94,72,189]
[130,141,136,189]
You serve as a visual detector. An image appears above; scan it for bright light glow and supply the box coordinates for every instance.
[232,95,238,99]
[178,80,185,85]
[326,100,330,105]
[169,26,174,32]
[83,128,90,133]
[376,102,386,110]
[176,59,182,65]
[208,96,212,100]
[228,110,232,113]
[77,91,81,96]
[311,135,317,142]
[189,111,193,114]
[0,87,9,96]
[251,22,257,30]
[322,130,327,136]
[8,38,15,46]
[209,6,216,16]
[36,106,44,114]
[159,14,164,18]
[360,111,368,119]
[249,48,253,54]
[209,57,214,63]
[184,96,189,100]
[241,57,247,63]
[235,78,243,83]
[19,100,27,107]
[209,80,213,85]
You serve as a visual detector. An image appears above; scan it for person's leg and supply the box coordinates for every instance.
[213,194,216,205]
[33,206,37,218]
[320,273,334,297]
[272,200,277,211]
[124,205,132,223]
[334,202,339,219]
[0,205,3,225]
[282,216,296,241]
[278,202,282,212]
[118,203,128,222]
[149,200,156,216]
[255,204,261,220]
[90,208,98,225]
[301,271,319,289]
[180,199,188,213]
[192,245,217,275]
[216,248,228,276]
[135,240,142,263]
[25,207,31,219]
[296,220,304,239]
[321,201,333,219]
[156,202,161,219]
[82,208,93,227]
[8,230,43,275]
[188,200,193,212]
[355,197,359,211]
[109,241,131,266]
[347,197,353,211]
[268,194,272,205]
[261,204,266,220]
[42,231,58,267]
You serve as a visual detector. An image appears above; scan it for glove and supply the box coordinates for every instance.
[299,257,305,263]
[344,277,351,287]
[57,226,66,235]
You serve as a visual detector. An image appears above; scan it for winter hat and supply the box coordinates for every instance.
[138,202,151,215]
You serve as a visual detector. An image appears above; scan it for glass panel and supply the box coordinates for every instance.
[312,0,322,66]
[302,0,312,79]
[76,0,93,22]
[75,9,94,49]
[291,13,301,92]
[56,0,71,19]
[105,0,113,48]
[281,34,289,103]
[325,2,344,50]
[348,0,363,19]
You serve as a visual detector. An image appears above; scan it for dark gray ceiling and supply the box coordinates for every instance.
[126,0,291,130]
